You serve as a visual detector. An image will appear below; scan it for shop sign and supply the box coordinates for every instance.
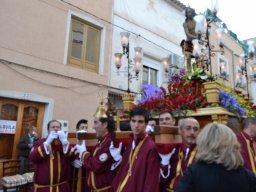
[0,120,17,134]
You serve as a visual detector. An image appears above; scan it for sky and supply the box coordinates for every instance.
[179,0,255,40]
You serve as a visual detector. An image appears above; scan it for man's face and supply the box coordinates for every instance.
[130,115,146,136]
[148,120,156,128]
[78,123,88,131]
[93,118,106,139]
[179,119,200,146]
[48,121,61,132]
[249,122,256,138]
[30,127,38,137]
[159,112,175,126]
[186,8,194,18]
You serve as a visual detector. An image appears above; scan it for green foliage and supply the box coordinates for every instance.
[183,63,213,82]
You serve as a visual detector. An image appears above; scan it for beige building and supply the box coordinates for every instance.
[0,0,113,159]
[187,9,250,98]
[210,23,244,89]
[210,20,252,98]
[246,37,256,104]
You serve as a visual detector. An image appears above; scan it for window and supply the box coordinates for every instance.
[168,54,184,75]
[235,57,246,88]
[173,54,184,69]
[218,57,229,80]
[68,17,101,72]
[108,92,123,110]
[143,66,158,86]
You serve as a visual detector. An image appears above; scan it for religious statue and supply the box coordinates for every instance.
[181,7,198,71]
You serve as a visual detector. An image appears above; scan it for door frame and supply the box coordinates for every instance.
[0,90,54,159]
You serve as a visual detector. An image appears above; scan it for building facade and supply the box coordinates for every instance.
[0,0,113,159]
[0,0,252,160]
[109,0,186,103]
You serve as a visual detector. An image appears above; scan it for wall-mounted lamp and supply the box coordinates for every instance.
[114,32,143,93]
[192,1,224,76]
[161,57,170,73]
[161,57,179,74]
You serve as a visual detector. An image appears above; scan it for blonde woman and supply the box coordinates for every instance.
[176,123,256,192]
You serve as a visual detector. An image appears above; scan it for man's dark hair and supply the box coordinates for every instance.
[148,117,158,125]
[130,106,149,123]
[185,7,196,21]
[148,117,155,121]
[76,119,88,130]
[99,117,116,139]
[243,117,256,129]
[159,110,174,118]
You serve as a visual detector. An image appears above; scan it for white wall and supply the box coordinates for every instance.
[110,0,186,93]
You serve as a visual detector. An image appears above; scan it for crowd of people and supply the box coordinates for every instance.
[16,105,256,192]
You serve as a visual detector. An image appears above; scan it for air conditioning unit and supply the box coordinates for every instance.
[58,120,69,133]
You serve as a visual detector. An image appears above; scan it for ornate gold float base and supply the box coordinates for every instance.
[122,94,135,112]
[203,81,221,106]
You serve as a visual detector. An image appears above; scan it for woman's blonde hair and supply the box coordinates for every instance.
[196,123,243,170]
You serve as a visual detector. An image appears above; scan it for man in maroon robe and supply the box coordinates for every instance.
[70,119,90,192]
[75,104,116,192]
[236,117,256,174]
[29,120,77,192]
[110,106,160,192]
[159,117,200,192]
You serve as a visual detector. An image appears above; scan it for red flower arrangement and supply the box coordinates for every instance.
[137,79,208,117]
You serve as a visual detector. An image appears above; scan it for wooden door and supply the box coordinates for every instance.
[0,98,45,159]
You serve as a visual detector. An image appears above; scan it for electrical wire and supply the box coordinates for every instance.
[0,58,138,95]
[58,0,182,53]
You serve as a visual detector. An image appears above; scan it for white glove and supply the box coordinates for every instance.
[76,130,87,134]
[57,130,69,145]
[44,131,58,146]
[74,143,86,159]
[159,148,176,166]
[71,159,82,168]
[109,141,122,161]
[146,125,154,133]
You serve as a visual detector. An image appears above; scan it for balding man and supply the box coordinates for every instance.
[236,117,256,174]
[159,117,200,192]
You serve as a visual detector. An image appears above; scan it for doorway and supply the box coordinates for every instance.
[0,98,45,159]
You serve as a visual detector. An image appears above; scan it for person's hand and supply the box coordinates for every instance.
[71,159,82,168]
[146,125,154,133]
[109,141,122,161]
[78,139,86,146]
[57,130,69,145]
[74,143,86,159]
[77,130,87,134]
[44,131,58,146]
[159,148,176,166]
